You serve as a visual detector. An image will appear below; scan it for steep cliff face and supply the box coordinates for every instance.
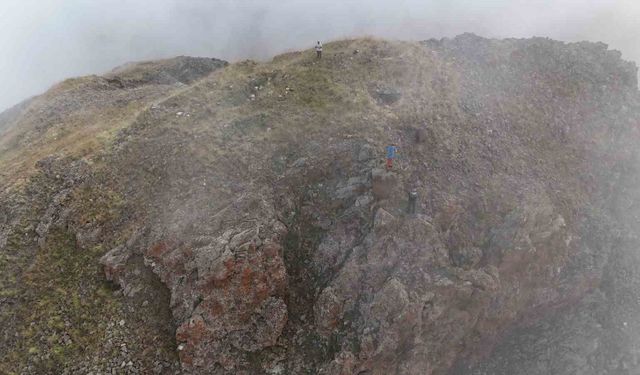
[0,36,639,374]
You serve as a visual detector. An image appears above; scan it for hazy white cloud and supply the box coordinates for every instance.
[0,0,638,111]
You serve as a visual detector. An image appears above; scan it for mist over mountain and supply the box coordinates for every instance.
[2,1,640,374]
[2,0,640,111]
[1,32,639,374]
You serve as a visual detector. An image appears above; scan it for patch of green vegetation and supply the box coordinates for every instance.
[72,186,125,226]
[292,68,347,110]
[0,228,120,373]
[4,229,25,253]
[0,221,33,304]
[0,288,18,298]
[0,251,10,271]
[222,113,269,141]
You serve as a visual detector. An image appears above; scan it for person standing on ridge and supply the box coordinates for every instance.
[315,41,323,59]
[408,189,418,215]
[386,144,398,170]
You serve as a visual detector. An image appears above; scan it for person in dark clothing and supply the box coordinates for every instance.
[315,41,323,59]
[408,189,418,214]
[386,144,398,170]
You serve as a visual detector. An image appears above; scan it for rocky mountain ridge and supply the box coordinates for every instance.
[0,34,639,374]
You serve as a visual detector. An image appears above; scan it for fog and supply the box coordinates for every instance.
[1,0,639,111]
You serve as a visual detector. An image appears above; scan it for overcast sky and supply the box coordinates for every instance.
[0,0,639,111]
